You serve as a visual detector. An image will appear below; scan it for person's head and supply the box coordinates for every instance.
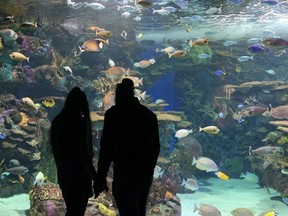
[63,87,90,117]
[115,78,135,104]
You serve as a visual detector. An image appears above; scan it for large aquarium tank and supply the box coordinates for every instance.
[1,0,288,215]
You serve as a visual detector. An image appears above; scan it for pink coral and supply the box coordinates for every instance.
[44,200,57,216]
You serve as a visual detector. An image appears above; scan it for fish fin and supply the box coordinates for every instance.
[138,77,144,86]
[192,156,197,165]
[268,104,272,112]
[214,171,219,177]
[249,146,253,155]
[99,42,103,49]
[181,178,186,186]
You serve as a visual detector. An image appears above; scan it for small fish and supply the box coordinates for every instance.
[265,69,276,75]
[9,52,29,62]
[108,58,115,67]
[0,172,10,179]
[249,145,278,156]
[247,37,262,44]
[181,178,199,191]
[192,156,219,172]
[42,98,55,108]
[0,29,18,40]
[6,166,29,175]
[188,38,209,46]
[136,32,143,39]
[235,65,242,73]
[153,165,164,179]
[197,53,212,59]
[155,46,176,54]
[133,16,141,21]
[102,91,115,112]
[152,8,170,15]
[33,171,47,185]
[81,39,103,52]
[263,38,288,47]
[215,171,229,180]
[121,12,131,18]
[18,175,25,183]
[155,99,165,104]
[231,208,254,216]
[264,212,278,216]
[63,66,73,75]
[85,2,105,10]
[20,22,38,28]
[261,0,279,5]
[168,50,186,58]
[281,169,288,175]
[214,70,226,76]
[223,40,237,46]
[237,55,253,62]
[117,5,139,12]
[175,129,193,139]
[136,0,152,7]
[134,59,155,68]
[22,97,37,109]
[90,25,105,32]
[186,27,192,33]
[0,132,6,139]
[194,204,222,216]
[247,44,269,54]
[96,30,113,38]
[199,126,220,134]
[121,31,128,39]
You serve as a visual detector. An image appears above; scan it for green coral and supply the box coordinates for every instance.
[277,136,288,145]
[187,45,213,64]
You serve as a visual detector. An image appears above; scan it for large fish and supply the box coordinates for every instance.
[6,166,29,175]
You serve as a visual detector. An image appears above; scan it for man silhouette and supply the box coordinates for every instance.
[94,78,160,216]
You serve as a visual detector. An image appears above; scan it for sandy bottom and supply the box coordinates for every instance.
[1,177,287,216]
[178,177,288,216]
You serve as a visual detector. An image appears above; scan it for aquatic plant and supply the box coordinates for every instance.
[187,45,213,65]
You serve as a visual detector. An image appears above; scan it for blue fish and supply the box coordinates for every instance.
[168,136,178,152]
[214,70,226,76]
[0,132,6,139]
[283,197,288,205]
[247,44,269,53]
[261,0,278,5]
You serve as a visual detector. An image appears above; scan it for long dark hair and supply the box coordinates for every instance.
[49,87,93,158]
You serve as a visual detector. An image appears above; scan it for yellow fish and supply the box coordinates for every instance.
[137,32,143,39]
[215,171,229,180]
[199,126,220,134]
[9,52,29,62]
[264,212,278,216]
[42,98,55,107]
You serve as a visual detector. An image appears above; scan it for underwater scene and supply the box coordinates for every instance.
[1,0,288,215]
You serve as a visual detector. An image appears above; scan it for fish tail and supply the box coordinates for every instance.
[26,57,30,62]
[189,129,193,134]
[188,40,193,47]
[138,77,144,86]
[268,104,272,112]
[106,39,109,45]
[125,68,130,76]
[249,146,253,156]
[192,156,197,166]
[193,204,199,213]
[117,5,121,11]
[251,56,254,60]
[155,48,160,52]
[199,127,202,132]
[168,53,172,58]
[99,42,104,49]
[181,178,186,186]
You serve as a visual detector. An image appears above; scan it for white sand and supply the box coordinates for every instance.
[178,177,288,216]
[0,194,29,216]
[1,178,287,216]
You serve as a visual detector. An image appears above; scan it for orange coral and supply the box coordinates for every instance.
[19,112,29,127]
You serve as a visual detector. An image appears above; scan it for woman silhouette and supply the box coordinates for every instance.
[49,87,97,216]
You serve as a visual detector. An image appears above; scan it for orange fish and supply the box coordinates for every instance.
[188,38,209,47]
[81,39,103,52]
[18,175,25,183]
[90,25,105,32]
[102,90,115,112]
[215,171,229,180]
[96,30,113,38]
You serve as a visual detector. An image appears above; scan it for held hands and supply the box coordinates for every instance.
[93,176,109,198]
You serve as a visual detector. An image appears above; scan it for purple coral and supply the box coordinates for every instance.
[23,65,36,83]
[44,200,57,216]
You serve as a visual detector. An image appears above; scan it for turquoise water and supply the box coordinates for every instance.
[0,0,288,215]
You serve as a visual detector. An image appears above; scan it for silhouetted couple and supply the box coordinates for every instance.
[50,78,160,216]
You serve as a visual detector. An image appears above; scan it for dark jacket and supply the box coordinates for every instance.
[97,97,160,178]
